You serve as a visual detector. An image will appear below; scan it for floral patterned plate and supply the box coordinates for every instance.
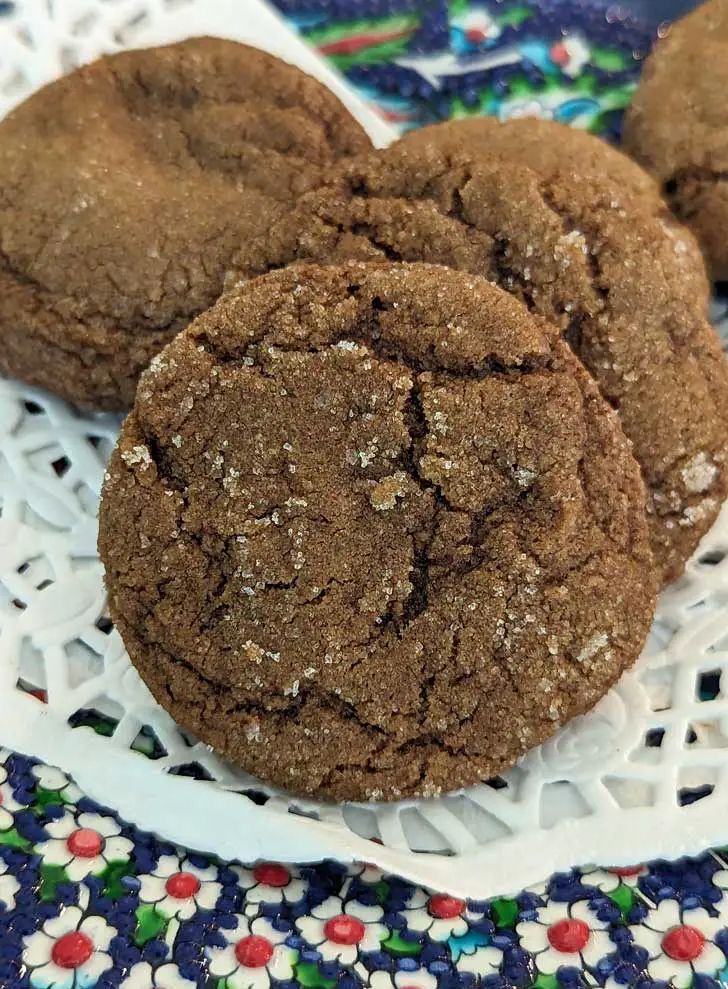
[3,751,728,989]
[272,0,658,138]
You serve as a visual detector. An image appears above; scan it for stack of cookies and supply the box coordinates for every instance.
[2,16,727,803]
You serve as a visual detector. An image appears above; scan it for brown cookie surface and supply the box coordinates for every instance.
[0,37,371,410]
[231,144,728,583]
[398,116,710,307]
[400,116,659,198]
[623,0,728,279]
[99,262,655,802]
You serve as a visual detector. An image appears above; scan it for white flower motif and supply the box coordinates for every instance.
[35,811,133,881]
[582,865,647,892]
[0,763,24,831]
[138,853,221,919]
[23,906,115,989]
[207,914,294,989]
[550,34,591,77]
[0,858,20,910]
[340,862,386,898]
[517,900,613,974]
[120,960,197,989]
[628,900,727,988]
[31,764,82,804]
[501,100,552,122]
[369,968,437,989]
[452,8,501,44]
[296,896,388,964]
[457,945,504,977]
[712,868,728,894]
[402,891,476,941]
[234,861,307,905]
[347,862,384,885]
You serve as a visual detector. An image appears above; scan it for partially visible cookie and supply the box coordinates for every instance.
[0,37,371,410]
[99,262,655,802]
[399,116,710,306]
[400,116,659,199]
[623,0,728,279]
[230,143,728,583]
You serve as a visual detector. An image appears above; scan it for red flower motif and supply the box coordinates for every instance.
[662,925,706,962]
[609,865,644,878]
[235,934,275,968]
[466,27,487,43]
[66,828,103,858]
[253,863,290,888]
[323,915,366,946]
[165,871,202,900]
[547,918,591,953]
[428,895,465,920]
[51,931,94,969]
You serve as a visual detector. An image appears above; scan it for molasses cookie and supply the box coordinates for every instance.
[623,0,728,279]
[398,116,710,306]
[231,144,728,583]
[0,37,371,409]
[401,116,659,199]
[99,262,655,802]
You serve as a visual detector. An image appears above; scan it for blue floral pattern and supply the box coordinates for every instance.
[0,752,727,988]
[270,0,657,139]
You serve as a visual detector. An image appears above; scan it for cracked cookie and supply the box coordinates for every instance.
[230,143,728,584]
[401,115,659,199]
[623,0,728,279]
[99,261,655,802]
[0,37,371,410]
[398,116,710,307]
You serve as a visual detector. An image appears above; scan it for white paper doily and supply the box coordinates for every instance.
[2,0,728,900]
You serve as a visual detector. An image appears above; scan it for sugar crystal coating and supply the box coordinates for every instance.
[0,37,370,409]
[231,141,728,584]
[99,262,656,802]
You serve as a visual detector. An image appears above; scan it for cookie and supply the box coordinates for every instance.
[623,0,728,279]
[400,116,659,199]
[0,37,371,410]
[231,143,728,584]
[398,116,710,306]
[99,262,655,802]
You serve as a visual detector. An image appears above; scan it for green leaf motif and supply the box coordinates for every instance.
[590,46,628,72]
[373,879,390,905]
[448,0,469,18]
[100,859,135,901]
[328,37,414,72]
[492,897,519,928]
[608,883,635,919]
[0,826,31,850]
[294,961,336,989]
[39,863,68,902]
[134,904,168,946]
[533,974,560,989]
[32,786,66,813]
[495,5,532,28]
[382,931,422,957]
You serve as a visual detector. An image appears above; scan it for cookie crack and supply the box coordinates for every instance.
[664,165,728,220]
[537,180,609,309]
[0,245,198,342]
[348,224,405,263]
[193,311,554,384]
